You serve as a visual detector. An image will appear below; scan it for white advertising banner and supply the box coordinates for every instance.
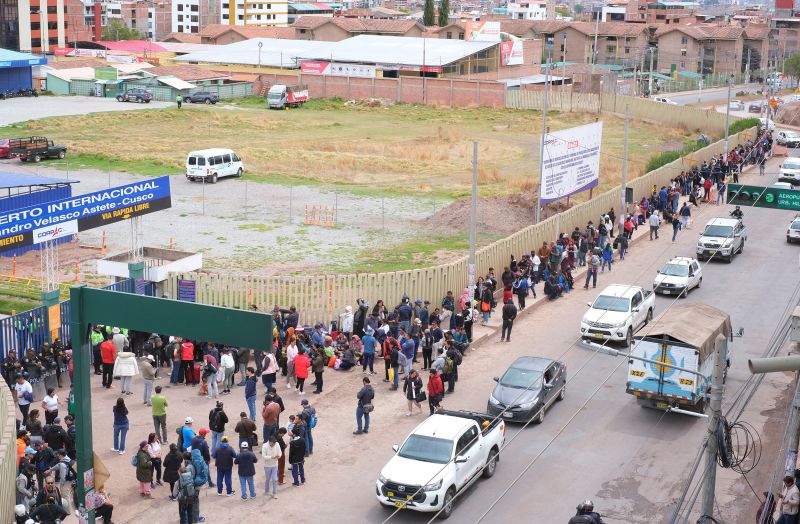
[539,122,602,204]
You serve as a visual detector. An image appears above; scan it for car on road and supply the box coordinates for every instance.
[759,118,776,131]
[653,97,677,105]
[788,216,800,243]
[779,157,800,184]
[0,138,9,158]
[653,257,702,297]
[580,284,655,346]
[116,88,153,103]
[185,148,244,183]
[696,217,746,262]
[8,137,67,162]
[748,101,763,113]
[777,130,800,148]
[376,410,506,519]
[487,356,566,423]
[772,182,796,190]
[187,91,219,104]
[729,99,745,111]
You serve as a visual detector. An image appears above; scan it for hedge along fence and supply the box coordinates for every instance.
[167,128,756,326]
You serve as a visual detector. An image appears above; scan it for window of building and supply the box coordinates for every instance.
[681,49,686,56]
[190,4,198,11]
[458,31,464,39]
[222,2,228,7]
[191,25,198,32]
[30,21,40,30]
[625,46,630,54]
[177,14,183,20]
[191,15,197,21]
[238,14,243,19]
[680,61,685,68]
[222,13,228,18]
[606,45,614,52]
[177,24,183,31]
[31,38,41,47]
[177,4,183,10]
[446,31,452,39]
[299,28,306,33]
[267,2,271,7]
[48,36,58,44]
[681,35,687,44]
[47,6,56,13]
[47,21,57,29]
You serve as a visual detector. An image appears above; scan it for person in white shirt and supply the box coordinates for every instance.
[780,475,800,522]
[112,352,139,395]
[339,306,354,338]
[261,435,281,498]
[40,388,59,425]
[219,348,236,395]
[648,212,661,240]
[285,338,299,389]
[15,375,33,424]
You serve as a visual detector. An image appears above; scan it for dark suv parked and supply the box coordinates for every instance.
[117,88,153,103]
[187,91,219,104]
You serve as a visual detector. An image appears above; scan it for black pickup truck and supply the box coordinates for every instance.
[8,137,67,162]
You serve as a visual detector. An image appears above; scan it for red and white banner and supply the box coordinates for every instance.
[135,56,160,64]
[300,61,330,74]
[53,47,107,58]
[500,40,524,66]
[464,21,501,42]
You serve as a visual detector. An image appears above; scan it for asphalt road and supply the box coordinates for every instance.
[668,83,762,106]
[342,158,798,524]
[0,95,172,126]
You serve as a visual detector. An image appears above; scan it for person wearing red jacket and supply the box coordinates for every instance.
[427,370,443,415]
[100,339,117,389]
[293,348,311,395]
[180,341,196,386]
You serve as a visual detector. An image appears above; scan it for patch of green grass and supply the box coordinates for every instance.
[301,97,345,111]
[729,119,759,135]
[61,153,182,178]
[237,223,274,232]
[0,286,41,302]
[216,236,227,241]
[344,235,469,273]
[228,96,267,108]
[295,228,308,235]
[0,296,39,315]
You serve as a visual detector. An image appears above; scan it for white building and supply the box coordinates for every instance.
[600,3,626,21]
[507,1,547,20]
[220,0,288,26]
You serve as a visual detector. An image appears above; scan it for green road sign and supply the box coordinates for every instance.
[70,286,272,522]
[727,183,800,210]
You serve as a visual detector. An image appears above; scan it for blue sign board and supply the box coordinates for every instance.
[0,176,171,252]
[177,279,196,302]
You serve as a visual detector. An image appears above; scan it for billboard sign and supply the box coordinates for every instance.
[464,21,501,41]
[300,61,376,77]
[539,122,602,204]
[0,176,171,253]
[54,47,107,58]
[94,67,118,80]
[500,40,524,66]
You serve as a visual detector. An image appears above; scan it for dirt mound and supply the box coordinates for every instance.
[421,193,573,236]
[775,102,800,127]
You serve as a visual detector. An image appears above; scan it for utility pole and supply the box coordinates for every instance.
[724,75,732,155]
[469,142,478,299]
[745,48,751,85]
[620,104,629,236]
[535,46,551,224]
[648,47,655,96]
[700,334,728,523]
[698,77,703,104]
[592,3,601,65]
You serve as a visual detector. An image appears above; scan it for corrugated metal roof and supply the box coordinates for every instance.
[0,48,47,68]
[157,75,196,90]
[0,173,77,189]
[174,38,330,68]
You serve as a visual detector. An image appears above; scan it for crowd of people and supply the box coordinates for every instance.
[2,127,775,524]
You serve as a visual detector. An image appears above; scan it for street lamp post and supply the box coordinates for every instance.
[724,74,733,155]
[258,41,263,69]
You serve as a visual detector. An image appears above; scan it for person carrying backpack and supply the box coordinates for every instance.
[177,465,197,524]
[208,401,228,458]
[300,399,316,456]
[445,342,461,394]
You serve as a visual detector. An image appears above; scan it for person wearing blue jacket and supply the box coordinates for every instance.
[234,442,258,500]
[190,448,209,523]
[213,436,236,496]
[601,243,613,272]
[180,418,195,452]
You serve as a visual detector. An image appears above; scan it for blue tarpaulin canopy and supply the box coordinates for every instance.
[0,48,47,68]
[0,173,77,198]
[677,70,703,79]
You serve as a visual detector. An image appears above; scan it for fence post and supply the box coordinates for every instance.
[450,79,454,107]
[396,77,401,103]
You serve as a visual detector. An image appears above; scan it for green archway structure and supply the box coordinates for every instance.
[70,285,272,522]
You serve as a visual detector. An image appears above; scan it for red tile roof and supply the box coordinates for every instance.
[656,24,745,40]
[199,24,236,38]
[46,58,107,70]
[744,26,771,40]
[161,32,202,43]
[293,16,423,34]
[96,40,167,53]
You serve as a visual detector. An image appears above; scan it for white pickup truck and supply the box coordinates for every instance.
[376,410,506,519]
[580,284,655,346]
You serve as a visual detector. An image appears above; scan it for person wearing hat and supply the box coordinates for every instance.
[568,502,596,524]
[339,305,354,340]
[134,441,153,497]
[140,354,157,406]
[191,428,214,488]
[234,440,258,500]
[180,417,195,452]
[361,327,377,375]
[213,435,237,496]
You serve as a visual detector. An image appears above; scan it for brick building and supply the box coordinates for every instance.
[3,0,92,52]
[292,16,425,40]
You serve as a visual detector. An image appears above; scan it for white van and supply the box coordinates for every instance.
[186,148,243,184]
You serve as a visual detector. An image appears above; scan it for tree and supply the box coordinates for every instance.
[554,6,571,17]
[785,53,800,81]
[423,0,435,27]
[438,0,449,27]
[102,20,143,41]
[574,3,584,14]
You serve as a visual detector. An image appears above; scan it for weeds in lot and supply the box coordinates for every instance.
[1,104,696,200]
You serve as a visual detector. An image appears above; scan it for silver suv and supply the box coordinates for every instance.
[696,217,746,263]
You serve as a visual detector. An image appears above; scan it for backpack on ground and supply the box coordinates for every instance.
[443,356,454,376]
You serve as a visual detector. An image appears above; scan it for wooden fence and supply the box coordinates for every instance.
[168,127,755,326]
